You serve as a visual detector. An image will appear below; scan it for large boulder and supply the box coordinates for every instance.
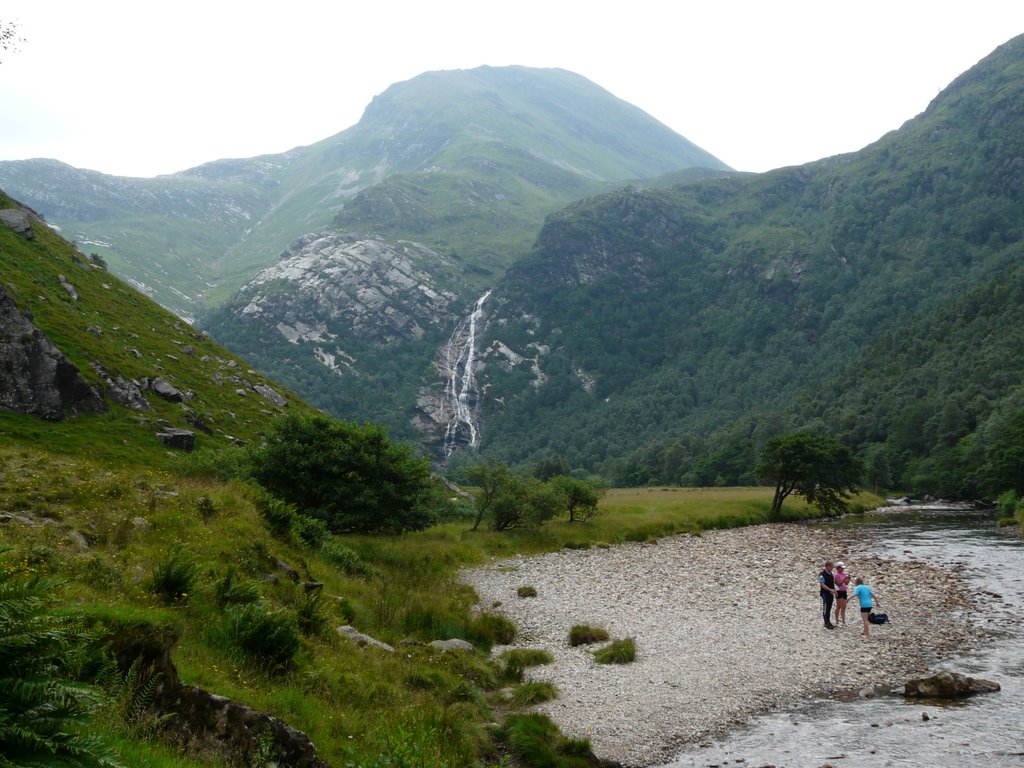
[156,428,195,451]
[904,670,1001,698]
[0,208,35,239]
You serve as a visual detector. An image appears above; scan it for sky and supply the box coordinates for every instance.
[2,1,1024,178]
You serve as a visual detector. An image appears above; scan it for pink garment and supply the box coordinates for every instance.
[833,570,850,591]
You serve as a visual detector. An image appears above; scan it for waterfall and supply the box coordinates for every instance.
[442,290,491,457]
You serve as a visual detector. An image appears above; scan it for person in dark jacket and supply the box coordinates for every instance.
[818,561,837,629]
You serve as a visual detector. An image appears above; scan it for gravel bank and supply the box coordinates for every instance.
[460,522,980,767]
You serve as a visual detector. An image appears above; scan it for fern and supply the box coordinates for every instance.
[0,557,125,767]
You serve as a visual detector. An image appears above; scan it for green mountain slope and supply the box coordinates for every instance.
[0,66,729,315]
[0,190,307,466]
[466,34,1024,491]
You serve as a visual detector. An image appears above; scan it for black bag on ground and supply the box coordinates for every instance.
[868,612,889,624]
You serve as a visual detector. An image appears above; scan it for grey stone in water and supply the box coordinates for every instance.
[904,670,1001,698]
[428,638,475,652]
[336,625,395,652]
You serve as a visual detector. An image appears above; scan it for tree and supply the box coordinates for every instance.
[249,413,438,534]
[1,21,22,63]
[0,567,124,767]
[551,476,605,522]
[466,460,563,531]
[756,432,862,517]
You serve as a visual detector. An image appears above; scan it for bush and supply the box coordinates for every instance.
[147,550,199,604]
[517,585,538,598]
[510,681,559,707]
[322,540,372,577]
[568,624,609,647]
[503,713,594,768]
[593,637,636,664]
[499,647,555,683]
[291,514,329,549]
[293,592,328,636]
[468,612,516,647]
[225,603,300,672]
[214,566,261,609]
[248,413,438,534]
[252,490,297,539]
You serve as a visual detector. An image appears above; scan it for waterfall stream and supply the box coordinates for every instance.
[442,290,491,456]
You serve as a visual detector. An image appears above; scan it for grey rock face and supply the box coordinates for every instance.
[252,383,287,407]
[156,428,195,451]
[150,376,184,402]
[0,285,105,419]
[229,232,460,351]
[336,625,395,652]
[0,208,35,239]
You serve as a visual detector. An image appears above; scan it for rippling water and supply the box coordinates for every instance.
[661,506,1024,768]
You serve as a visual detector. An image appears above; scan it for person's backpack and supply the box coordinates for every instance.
[868,612,889,624]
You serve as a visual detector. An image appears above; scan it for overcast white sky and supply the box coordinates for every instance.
[2,1,1024,178]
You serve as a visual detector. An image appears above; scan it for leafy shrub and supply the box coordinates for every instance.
[510,681,559,707]
[0,567,122,768]
[147,550,199,604]
[252,490,297,539]
[517,585,538,598]
[322,540,372,577]
[214,567,261,609]
[568,624,609,647]
[503,713,593,768]
[225,603,300,672]
[293,592,328,636]
[249,413,438,534]
[291,514,329,549]
[468,612,516,647]
[499,648,554,682]
[996,490,1021,521]
[593,637,636,664]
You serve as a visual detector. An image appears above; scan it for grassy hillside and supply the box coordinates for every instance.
[0,190,307,467]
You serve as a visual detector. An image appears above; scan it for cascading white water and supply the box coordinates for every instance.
[442,290,491,456]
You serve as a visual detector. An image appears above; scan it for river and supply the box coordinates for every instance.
[662,505,1024,767]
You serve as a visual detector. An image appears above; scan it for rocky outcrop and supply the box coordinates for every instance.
[156,428,196,451]
[223,232,460,353]
[904,670,1001,697]
[0,285,105,419]
[106,621,329,768]
[0,208,35,239]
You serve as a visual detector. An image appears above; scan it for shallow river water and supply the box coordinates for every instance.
[662,506,1024,768]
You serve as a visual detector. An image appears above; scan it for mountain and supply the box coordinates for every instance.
[453,33,1024,492]
[0,190,308,466]
[0,66,730,318]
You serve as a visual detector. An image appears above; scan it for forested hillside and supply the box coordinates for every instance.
[463,33,1024,495]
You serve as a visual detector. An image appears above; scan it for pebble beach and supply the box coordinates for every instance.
[460,522,980,767]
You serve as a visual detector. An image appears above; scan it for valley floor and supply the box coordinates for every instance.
[461,521,981,767]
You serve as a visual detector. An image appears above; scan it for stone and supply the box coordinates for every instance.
[150,377,185,403]
[58,274,79,300]
[156,428,195,451]
[428,638,475,652]
[107,376,152,411]
[0,285,105,419]
[253,383,287,407]
[273,558,300,582]
[336,625,395,652]
[903,671,1001,698]
[0,208,35,239]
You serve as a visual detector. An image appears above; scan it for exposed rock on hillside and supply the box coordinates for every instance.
[0,285,105,419]
[223,232,460,370]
